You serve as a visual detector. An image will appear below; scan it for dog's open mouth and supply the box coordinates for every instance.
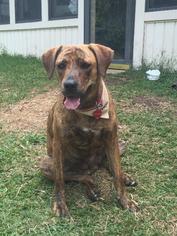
[64,97,80,110]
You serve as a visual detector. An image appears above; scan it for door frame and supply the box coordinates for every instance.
[84,0,136,65]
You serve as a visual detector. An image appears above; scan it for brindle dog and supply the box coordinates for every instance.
[40,44,138,217]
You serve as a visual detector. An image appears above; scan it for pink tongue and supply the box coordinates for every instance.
[64,97,80,110]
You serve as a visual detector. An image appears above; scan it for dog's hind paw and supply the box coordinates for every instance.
[123,173,138,187]
[87,189,101,202]
[125,179,138,187]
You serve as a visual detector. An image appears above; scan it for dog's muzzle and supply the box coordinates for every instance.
[62,76,81,110]
[64,77,78,93]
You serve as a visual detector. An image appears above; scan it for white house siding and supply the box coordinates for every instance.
[0,0,84,57]
[133,0,177,70]
[143,21,177,68]
[0,26,79,57]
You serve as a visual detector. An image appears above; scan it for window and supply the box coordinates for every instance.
[49,0,78,20]
[0,0,10,25]
[146,0,177,12]
[15,0,41,23]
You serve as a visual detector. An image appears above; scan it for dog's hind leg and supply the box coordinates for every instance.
[39,109,56,181]
[39,157,55,181]
[104,141,137,187]
[103,160,137,187]
[39,159,100,201]
[118,141,138,187]
[118,140,126,156]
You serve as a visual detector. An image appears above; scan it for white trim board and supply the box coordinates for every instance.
[133,0,145,68]
[145,9,177,22]
[0,19,79,31]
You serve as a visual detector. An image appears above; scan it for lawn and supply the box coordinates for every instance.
[0,54,177,236]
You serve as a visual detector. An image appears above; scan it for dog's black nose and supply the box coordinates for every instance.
[64,76,78,91]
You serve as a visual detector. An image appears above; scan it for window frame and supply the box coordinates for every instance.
[0,0,10,25]
[15,0,42,24]
[145,0,177,12]
[48,0,78,21]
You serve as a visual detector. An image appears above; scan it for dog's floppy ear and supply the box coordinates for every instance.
[42,46,63,79]
[88,44,114,77]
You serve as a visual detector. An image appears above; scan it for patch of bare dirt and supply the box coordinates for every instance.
[119,96,176,113]
[132,96,172,109]
[0,89,59,132]
[1,91,175,133]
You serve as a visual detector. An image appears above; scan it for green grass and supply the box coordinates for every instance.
[0,54,57,106]
[0,55,177,235]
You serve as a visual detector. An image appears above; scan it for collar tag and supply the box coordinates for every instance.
[93,99,103,119]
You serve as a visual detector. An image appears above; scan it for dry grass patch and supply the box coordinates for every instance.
[0,89,58,133]
[119,95,177,114]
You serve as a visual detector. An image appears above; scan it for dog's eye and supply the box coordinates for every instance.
[79,61,91,70]
[57,60,67,70]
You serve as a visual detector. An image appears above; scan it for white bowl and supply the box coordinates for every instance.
[146,70,160,81]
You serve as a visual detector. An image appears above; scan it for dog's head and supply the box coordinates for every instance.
[42,44,114,110]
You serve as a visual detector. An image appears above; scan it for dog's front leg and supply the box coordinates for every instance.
[106,127,138,212]
[52,132,70,217]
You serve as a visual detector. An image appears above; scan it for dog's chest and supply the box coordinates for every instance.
[80,127,102,136]
[62,125,108,172]
[63,125,106,146]
[62,122,111,154]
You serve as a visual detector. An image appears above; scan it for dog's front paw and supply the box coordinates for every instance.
[52,201,70,218]
[118,197,139,213]
[127,200,139,213]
